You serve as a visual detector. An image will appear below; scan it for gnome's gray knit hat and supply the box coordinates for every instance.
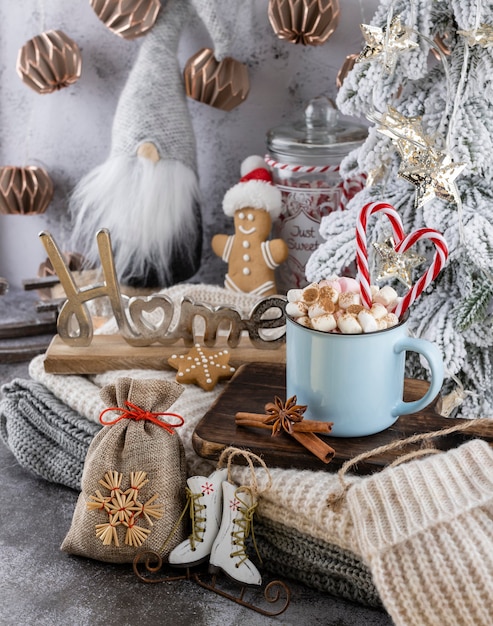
[69,0,234,288]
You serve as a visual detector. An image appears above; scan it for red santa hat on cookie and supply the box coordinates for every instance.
[222,155,282,218]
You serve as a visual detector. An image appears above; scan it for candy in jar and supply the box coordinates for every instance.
[266,96,367,293]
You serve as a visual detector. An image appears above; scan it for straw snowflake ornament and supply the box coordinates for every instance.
[86,470,163,548]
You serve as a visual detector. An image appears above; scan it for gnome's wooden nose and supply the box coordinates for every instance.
[137,142,160,163]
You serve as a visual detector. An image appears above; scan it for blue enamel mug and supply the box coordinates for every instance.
[286,315,443,437]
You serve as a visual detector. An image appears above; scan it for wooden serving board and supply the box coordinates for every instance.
[193,362,493,474]
[43,334,286,374]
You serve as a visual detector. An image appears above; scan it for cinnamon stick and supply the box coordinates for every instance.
[290,431,335,464]
[235,419,274,430]
[234,410,335,464]
[235,411,333,433]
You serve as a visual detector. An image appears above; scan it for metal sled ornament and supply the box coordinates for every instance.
[39,229,287,349]
[132,551,291,617]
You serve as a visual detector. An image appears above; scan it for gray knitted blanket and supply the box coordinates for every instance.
[0,378,380,607]
[255,518,381,608]
[0,378,101,490]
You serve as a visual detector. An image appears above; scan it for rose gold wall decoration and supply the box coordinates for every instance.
[183,48,250,112]
[17,30,82,94]
[90,0,161,40]
[0,166,54,215]
[268,0,340,46]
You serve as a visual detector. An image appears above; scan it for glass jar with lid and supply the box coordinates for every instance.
[266,96,367,294]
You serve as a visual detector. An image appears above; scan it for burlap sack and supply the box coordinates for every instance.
[61,378,187,563]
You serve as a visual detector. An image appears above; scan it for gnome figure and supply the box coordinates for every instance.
[69,0,234,288]
[212,156,288,296]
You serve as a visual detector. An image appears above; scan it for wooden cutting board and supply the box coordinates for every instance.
[192,362,493,474]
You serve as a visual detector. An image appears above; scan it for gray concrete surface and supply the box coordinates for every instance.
[0,290,393,625]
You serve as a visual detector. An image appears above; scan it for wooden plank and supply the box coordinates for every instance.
[0,339,52,363]
[43,333,286,374]
[193,362,493,474]
[23,276,61,290]
[0,319,57,339]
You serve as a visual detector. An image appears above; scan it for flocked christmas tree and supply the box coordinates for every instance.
[306,0,493,418]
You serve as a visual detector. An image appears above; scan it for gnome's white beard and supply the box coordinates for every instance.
[70,155,201,286]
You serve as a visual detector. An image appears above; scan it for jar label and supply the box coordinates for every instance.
[273,185,341,292]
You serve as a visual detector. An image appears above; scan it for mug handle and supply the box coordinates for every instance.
[392,337,444,417]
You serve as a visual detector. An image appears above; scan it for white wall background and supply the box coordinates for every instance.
[0,0,378,289]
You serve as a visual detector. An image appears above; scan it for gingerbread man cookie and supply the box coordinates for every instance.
[212,156,288,297]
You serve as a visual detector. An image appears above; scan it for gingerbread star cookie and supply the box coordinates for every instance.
[168,344,236,391]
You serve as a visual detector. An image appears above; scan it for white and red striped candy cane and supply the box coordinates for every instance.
[339,174,366,210]
[264,155,339,175]
[393,229,449,318]
[356,201,405,308]
[265,156,367,211]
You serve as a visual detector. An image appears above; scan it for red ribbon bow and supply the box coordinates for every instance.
[99,401,184,434]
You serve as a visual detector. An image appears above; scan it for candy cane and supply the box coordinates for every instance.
[264,156,340,175]
[265,156,366,211]
[339,173,367,211]
[393,229,449,318]
[356,201,405,308]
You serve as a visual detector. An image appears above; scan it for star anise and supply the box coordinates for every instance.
[264,395,307,436]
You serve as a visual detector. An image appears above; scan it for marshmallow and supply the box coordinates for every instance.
[337,277,360,293]
[358,309,378,333]
[337,313,363,334]
[312,313,337,332]
[318,285,339,304]
[301,283,320,305]
[338,291,361,309]
[346,304,365,315]
[318,297,336,313]
[382,312,399,328]
[286,301,308,318]
[287,288,303,303]
[373,285,398,307]
[296,315,312,328]
[286,277,403,336]
[319,278,342,293]
[370,303,388,320]
[308,300,335,318]
[308,303,324,318]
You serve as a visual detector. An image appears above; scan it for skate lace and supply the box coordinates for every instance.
[187,487,207,550]
[231,487,261,567]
